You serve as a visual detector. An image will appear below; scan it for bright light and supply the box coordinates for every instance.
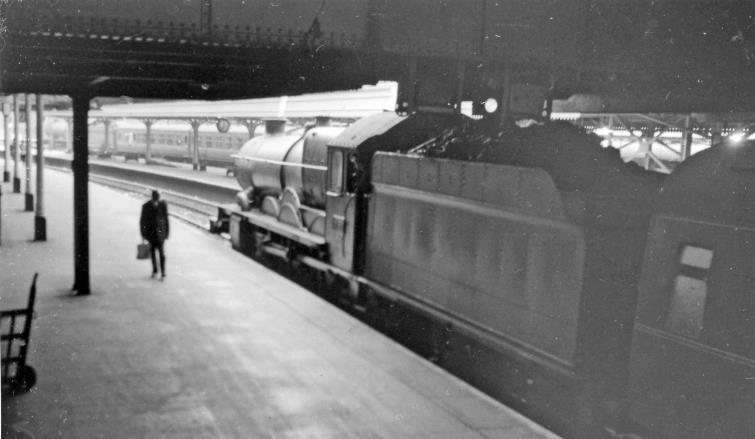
[600,139,612,148]
[728,132,746,143]
[748,132,755,140]
[594,127,612,137]
[484,98,499,113]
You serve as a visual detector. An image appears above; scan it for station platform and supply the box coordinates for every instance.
[0,166,560,439]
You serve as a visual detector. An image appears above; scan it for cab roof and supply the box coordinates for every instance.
[328,111,467,154]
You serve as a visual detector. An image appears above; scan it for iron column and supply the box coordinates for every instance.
[65,118,73,153]
[101,119,111,157]
[72,96,90,295]
[144,119,153,162]
[243,120,260,139]
[681,115,693,161]
[191,120,200,170]
[2,97,9,182]
[35,94,46,241]
[103,119,112,157]
[13,94,21,193]
[25,94,33,211]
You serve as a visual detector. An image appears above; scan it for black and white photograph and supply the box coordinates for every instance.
[1,1,753,438]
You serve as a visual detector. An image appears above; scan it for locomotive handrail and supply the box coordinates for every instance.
[634,323,755,368]
[230,155,327,171]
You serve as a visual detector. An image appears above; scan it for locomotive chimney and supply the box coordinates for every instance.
[264,119,286,135]
[314,116,331,127]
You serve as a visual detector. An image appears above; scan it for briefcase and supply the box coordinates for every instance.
[137,242,150,260]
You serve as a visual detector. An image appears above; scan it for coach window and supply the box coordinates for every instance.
[329,149,344,193]
[665,245,713,339]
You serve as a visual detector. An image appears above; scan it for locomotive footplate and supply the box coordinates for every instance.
[231,210,325,249]
[210,203,239,234]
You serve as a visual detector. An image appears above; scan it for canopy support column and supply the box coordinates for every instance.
[2,97,9,182]
[243,119,260,139]
[144,119,153,162]
[191,120,201,170]
[35,94,46,241]
[680,115,693,160]
[101,119,111,156]
[25,94,33,211]
[65,118,73,153]
[13,94,21,193]
[71,95,90,295]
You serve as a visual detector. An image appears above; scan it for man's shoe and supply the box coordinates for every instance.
[160,274,166,281]
[151,272,157,279]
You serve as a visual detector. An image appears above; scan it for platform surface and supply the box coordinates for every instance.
[0,164,560,439]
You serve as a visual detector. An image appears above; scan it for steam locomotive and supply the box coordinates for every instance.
[213,112,754,439]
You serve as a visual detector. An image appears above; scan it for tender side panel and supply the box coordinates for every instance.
[366,153,585,366]
[629,215,755,439]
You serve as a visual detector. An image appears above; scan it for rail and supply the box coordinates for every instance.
[88,174,219,230]
[44,156,231,231]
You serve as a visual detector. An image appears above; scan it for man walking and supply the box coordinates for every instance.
[140,190,170,280]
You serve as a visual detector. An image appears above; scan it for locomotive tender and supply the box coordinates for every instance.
[215,112,754,439]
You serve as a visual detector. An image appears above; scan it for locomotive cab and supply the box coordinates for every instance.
[324,111,468,275]
[324,147,362,273]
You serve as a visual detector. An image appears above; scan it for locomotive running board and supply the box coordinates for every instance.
[235,209,325,248]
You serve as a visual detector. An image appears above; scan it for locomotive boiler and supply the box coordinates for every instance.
[231,118,345,237]
[214,112,754,439]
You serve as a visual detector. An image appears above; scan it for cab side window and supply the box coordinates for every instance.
[329,150,344,193]
[346,153,362,193]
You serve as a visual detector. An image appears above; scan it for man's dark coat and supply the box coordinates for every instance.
[140,200,169,243]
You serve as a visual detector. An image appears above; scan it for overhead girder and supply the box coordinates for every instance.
[5,0,755,116]
[553,109,755,173]
[556,112,755,137]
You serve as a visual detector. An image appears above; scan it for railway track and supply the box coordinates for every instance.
[46,159,227,233]
[88,174,221,231]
